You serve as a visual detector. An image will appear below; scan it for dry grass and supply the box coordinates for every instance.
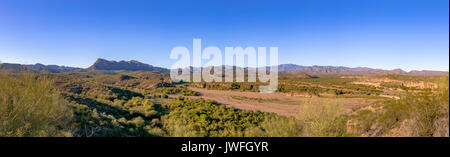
[297,99,349,137]
[0,72,73,137]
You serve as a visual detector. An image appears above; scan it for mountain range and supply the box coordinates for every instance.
[0,63,83,73]
[0,58,447,76]
[277,64,448,76]
[87,58,169,72]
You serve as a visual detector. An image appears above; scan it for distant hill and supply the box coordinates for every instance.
[1,59,446,76]
[277,64,448,76]
[279,72,319,79]
[407,70,450,76]
[0,63,82,73]
[0,58,169,73]
[87,58,169,72]
[181,64,447,76]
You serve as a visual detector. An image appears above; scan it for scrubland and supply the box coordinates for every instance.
[0,71,448,137]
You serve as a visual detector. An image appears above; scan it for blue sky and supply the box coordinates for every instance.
[0,0,448,71]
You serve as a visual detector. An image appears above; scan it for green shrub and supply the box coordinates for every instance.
[245,115,303,137]
[162,98,268,137]
[379,75,448,136]
[299,100,349,137]
[129,116,146,128]
[351,75,449,137]
[0,73,74,137]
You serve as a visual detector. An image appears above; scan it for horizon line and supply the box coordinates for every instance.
[1,59,448,73]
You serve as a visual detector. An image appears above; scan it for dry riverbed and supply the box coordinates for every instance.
[183,87,382,117]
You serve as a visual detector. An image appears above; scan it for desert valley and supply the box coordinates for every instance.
[1,58,448,137]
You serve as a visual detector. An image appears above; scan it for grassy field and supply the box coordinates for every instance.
[0,70,448,137]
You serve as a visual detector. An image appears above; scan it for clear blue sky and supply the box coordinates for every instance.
[0,0,448,71]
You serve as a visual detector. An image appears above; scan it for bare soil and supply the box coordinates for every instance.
[185,87,382,117]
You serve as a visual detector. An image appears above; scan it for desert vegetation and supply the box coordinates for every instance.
[0,73,73,137]
[0,69,448,137]
[348,75,449,136]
